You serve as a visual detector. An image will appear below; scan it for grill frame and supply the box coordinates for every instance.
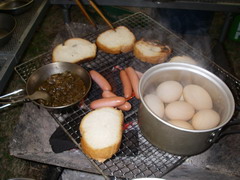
[15,12,240,179]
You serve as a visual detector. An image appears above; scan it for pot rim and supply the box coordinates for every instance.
[139,63,235,133]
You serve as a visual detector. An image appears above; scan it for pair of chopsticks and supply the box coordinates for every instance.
[74,0,114,29]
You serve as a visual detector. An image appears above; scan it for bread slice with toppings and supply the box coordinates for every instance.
[52,38,97,63]
[80,107,124,162]
[134,39,172,64]
[96,26,136,54]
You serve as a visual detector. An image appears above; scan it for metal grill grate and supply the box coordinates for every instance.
[15,12,240,179]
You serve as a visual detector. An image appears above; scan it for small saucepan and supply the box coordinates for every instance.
[138,63,236,156]
[0,0,34,15]
[0,62,92,109]
[0,13,16,47]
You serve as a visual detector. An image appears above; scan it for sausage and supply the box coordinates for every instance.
[102,90,116,98]
[125,67,140,99]
[102,90,132,111]
[118,101,132,111]
[135,70,143,79]
[120,70,133,98]
[89,70,112,91]
[90,96,126,109]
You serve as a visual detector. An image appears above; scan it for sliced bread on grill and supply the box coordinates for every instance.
[52,38,97,63]
[80,107,124,162]
[96,26,136,54]
[133,39,172,64]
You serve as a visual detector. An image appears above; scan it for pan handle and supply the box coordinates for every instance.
[212,110,240,143]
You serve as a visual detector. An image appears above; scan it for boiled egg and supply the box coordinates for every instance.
[156,80,183,103]
[183,84,213,110]
[144,93,165,118]
[168,120,194,130]
[192,109,220,130]
[165,101,195,121]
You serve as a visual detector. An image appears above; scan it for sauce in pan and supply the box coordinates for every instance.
[37,71,86,107]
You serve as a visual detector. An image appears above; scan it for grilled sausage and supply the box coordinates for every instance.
[125,67,140,99]
[102,91,132,111]
[90,96,126,109]
[90,70,112,91]
[120,70,133,98]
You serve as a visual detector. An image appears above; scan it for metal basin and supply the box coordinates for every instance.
[0,0,34,15]
[0,13,16,47]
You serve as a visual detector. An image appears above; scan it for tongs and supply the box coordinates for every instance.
[0,89,50,109]
[74,0,114,30]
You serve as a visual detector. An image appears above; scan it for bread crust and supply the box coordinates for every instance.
[79,107,124,162]
[96,26,136,54]
[134,39,172,64]
[52,38,96,63]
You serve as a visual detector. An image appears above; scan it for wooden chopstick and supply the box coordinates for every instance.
[88,0,114,30]
[74,0,96,27]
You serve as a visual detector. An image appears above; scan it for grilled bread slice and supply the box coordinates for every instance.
[134,39,172,64]
[96,26,136,54]
[80,107,124,162]
[52,38,97,63]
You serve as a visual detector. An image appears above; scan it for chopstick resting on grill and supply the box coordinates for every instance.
[74,0,96,27]
[88,0,114,30]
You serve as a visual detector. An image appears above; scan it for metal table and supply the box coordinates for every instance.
[0,0,50,94]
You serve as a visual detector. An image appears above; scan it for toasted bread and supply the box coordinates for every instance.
[80,107,124,162]
[134,39,172,64]
[52,38,96,63]
[96,26,136,54]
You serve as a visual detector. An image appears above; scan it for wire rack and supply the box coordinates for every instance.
[15,12,240,179]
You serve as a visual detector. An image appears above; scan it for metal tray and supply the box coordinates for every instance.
[0,0,34,15]
[14,12,240,179]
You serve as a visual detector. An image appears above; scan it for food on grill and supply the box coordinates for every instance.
[37,71,86,107]
[125,67,140,99]
[156,80,183,103]
[90,96,126,109]
[52,38,97,63]
[96,26,136,54]
[183,84,213,110]
[165,101,195,121]
[102,91,132,111]
[169,55,197,65]
[192,109,220,130]
[120,69,133,98]
[133,39,172,64]
[144,94,164,118]
[80,107,124,162]
[168,120,194,130]
[90,70,112,91]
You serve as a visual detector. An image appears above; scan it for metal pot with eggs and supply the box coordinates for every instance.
[138,63,236,156]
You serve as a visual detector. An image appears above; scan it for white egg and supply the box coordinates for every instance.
[169,55,197,65]
[168,120,194,130]
[144,94,165,118]
[192,109,220,130]
[156,81,183,103]
[183,84,213,110]
[165,101,195,121]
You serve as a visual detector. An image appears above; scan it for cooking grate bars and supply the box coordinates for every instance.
[15,12,240,179]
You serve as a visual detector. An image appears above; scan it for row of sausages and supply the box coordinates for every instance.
[89,67,141,111]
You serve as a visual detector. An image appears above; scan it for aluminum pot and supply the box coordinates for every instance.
[138,63,235,156]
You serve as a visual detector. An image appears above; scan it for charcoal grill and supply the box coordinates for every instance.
[14,12,240,179]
